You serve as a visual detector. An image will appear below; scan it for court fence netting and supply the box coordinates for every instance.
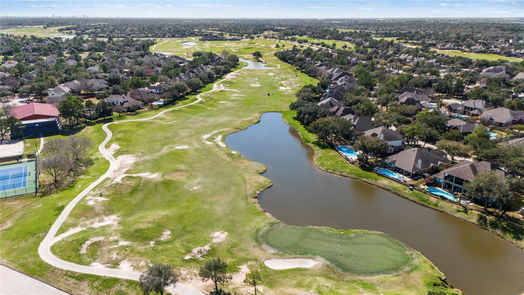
[0,159,38,199]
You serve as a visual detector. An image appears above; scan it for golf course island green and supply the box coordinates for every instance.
[0,38,458,295]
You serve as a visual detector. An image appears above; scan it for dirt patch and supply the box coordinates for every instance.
[210,231,228,243]
[166,170,187,180]
[174,145,189,149]
[159,229,171,241]
[107,143,120,155]
[114,172,161,183]
[80,237,104,254]
[264,259,319,270]
[118,259,134,272]
[184,245,211,260]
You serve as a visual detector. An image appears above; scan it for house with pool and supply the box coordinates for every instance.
[362,126,404,153]
[384,148,450,178]
[433,161,505,193]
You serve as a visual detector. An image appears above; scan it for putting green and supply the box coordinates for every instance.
[262,224,412,275]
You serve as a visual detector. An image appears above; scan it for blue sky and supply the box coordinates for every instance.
[1,0,523,18]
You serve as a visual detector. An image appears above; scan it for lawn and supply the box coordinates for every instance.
[0,26,73,38]
[0,41,455,294]
[294,36,355,50]
[261,224,412,275]
[434,49,523,62]
[151,37,295,58]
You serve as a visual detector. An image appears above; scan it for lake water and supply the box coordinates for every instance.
[239,58,274,70]
[226,112,524,295]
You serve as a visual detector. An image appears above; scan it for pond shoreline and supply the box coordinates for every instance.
[280,111,524,251]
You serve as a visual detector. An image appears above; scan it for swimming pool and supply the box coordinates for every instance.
[488,131,499,139]
[451,113,469,119]
[375,168,405,183]
[426,187,457,202]
[335,146,358,160]
[152,100,165,106]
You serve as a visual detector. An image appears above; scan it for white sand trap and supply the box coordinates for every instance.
[182,41,197,46]
[202,133,214,145]
[107,143,120,155]
[250,83,261,87]
[279,86,290,91]
[118,259,134,272]
[267,73,274,76]
[264,259,319,270]
[174,145,189,149]
[80,237,104,254]
[114,172,161,183]
[215,135,226,148]
[210,231,228,243]
[159,229,171,241]
[219,101,230,104]
[189,185,202,191]
[184,245,211,260]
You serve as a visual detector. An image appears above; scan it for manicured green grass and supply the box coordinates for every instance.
[261,224,412,275]
[0,26,72,37]
[435,49,523,62]
[294,36,355,50]
[151,37,295,58]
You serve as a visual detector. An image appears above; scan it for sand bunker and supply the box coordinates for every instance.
[215,135,226,148]
[113,172,161,183]
[184,231,228,260]
[264,259,319,270]
[174,145,189,149]
[210,231,228,243]
[108,143,120,155]
[250,82,261,87]
[159,229,172,241]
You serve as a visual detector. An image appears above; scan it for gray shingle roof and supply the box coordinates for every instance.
[386,148,449,174]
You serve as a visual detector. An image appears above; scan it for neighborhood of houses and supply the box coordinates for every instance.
[312,64,524,206]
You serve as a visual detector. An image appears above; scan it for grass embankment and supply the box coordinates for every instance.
[0,26,73,38]
[261,224,411,275]
[282,110,524,249]
[1,45,455,294]
[434,49,523,62]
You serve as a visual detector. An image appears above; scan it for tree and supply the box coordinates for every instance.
[309,116,354,146]
[436,140,470,162]
[185,78,204,92]
[252,51,263,61]
[39,154,71,188]
[199,258,231,293]
[465,126,494,154]
[139,264,178,295]
[66,136,91,169]
[58,95,84,126]
[95,101,113,119]
[354,99,378,116]
[244,270,262,295]
[0,116,20,141]
[170,82,190,98]
[354,136,388,162]
[465,171,508,211]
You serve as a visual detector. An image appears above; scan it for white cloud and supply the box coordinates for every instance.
[308,5,334,9]
[184,3,233,8]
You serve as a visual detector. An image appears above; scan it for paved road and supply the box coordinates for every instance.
[0,265,69,295]
[37,70,238,295]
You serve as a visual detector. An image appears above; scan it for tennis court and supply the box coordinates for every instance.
[0,160,37,198]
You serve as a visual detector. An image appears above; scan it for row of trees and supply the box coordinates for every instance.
[139,258,262,295]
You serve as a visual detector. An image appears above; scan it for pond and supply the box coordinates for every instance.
[226,112,524,295]
[239,58,273,70]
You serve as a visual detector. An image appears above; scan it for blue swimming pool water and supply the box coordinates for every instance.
[488,131,498,139]
[451,113,469,119]
[0,166,27,191]
[429,103,437,108]
[152,100,165,105]
[335,146,358,159]
[375,168,405,182]
[426,187,457,202]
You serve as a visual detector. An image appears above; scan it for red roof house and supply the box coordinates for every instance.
[11,103,59,121]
